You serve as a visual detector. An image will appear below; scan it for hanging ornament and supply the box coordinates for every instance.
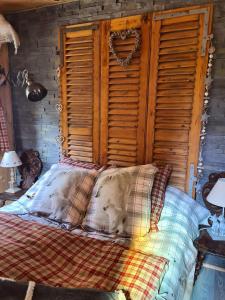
[109,29,141,67]
[201,111,210,123]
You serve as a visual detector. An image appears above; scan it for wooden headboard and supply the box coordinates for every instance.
[59,4,213,195]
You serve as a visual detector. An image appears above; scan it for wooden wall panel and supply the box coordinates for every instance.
[60,24,100,164]
[146,5,212,192]
[100,15,151,166]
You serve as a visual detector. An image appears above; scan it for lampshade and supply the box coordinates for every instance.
[207,178,225,208]
[0,151,22,168]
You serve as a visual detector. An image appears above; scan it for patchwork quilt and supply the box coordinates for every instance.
[0,213,168,300]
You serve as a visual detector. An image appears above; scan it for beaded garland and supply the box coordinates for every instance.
[196,36,215,193]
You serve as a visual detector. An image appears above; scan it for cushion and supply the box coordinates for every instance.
[25,163,98,225]
[83,164,158,237]
[150,164,172,232]
[158,186,210,240]
[60,156,103,171]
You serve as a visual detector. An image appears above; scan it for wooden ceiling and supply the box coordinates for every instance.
[0,0,75,13]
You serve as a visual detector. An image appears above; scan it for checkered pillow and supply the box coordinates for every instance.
[60,156,103,171]
[83,164,158,237]
[26,164,99,226]
[150,164,172,232]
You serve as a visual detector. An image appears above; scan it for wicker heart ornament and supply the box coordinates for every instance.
[109,29,141,67]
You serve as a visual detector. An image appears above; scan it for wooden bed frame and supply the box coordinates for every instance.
[59,4,213,197]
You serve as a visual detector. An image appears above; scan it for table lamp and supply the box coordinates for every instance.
[207,178,225,240]
[0,151,22,193]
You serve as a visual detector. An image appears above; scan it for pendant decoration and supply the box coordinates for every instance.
[196,36,215,193]
[109,29,141,67]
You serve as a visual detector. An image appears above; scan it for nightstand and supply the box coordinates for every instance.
[0,189,27,207]
[194,229,225,282]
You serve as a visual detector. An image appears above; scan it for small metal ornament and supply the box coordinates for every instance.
[109,29,141,67]
[55,131,65,145]
[55,103,63,113]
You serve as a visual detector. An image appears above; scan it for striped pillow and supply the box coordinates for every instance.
[83,164,158,237]
[150,164,172,232]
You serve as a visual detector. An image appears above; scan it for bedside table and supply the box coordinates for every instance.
[0,189,27,207]
[194,229,225,282]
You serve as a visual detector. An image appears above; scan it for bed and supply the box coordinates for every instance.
[0,162,210,300]
[0,4,213,300]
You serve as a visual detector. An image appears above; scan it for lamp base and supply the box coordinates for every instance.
[5,167,21,194]
[5,186,21,194]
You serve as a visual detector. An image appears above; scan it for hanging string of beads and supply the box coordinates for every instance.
[196,36,215,193]
[55,66,66,158]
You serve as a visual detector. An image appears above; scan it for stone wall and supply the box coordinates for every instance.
[7,0,225,198]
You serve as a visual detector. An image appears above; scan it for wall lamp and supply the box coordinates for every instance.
[0,67,48,102]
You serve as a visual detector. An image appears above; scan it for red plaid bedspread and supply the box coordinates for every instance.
[0,213,168,300]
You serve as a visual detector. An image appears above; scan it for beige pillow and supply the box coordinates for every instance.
[83,164,158,237]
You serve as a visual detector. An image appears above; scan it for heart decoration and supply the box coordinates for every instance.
[109,29,141,67]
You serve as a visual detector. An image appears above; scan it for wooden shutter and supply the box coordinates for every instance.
[146,5,212,192]
[100,16,151,166]
[60,23,100,163]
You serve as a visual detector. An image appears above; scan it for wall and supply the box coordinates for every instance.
[7,0,225,197]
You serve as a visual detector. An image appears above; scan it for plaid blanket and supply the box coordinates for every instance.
[0,213,167,300]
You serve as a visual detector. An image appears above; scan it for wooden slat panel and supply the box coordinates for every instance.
[146,5,212,194]
[100,15,151,166]
[60,24,100,163]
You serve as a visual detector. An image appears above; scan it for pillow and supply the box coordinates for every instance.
[25,163,98,225]
[60,156,103,171]
[83,164,158,237]
[150,164,172,232]
[157,186,210,240]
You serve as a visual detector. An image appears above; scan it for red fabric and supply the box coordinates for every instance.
[0,102,9,152]
[150,165,172,232]
[60,156,103,171]
[0,213,167,300]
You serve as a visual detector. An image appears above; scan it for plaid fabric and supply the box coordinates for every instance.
[0,102,9,152]
[2,163,98,226]
[132,186,210,300]
[150,165,172,232]
[60,156,103,171]
[127,165,157,236]
[66,169,98,224]
[0,213,167,300]
[83,164,158,237]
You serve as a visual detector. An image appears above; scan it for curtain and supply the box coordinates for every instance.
[0,99,9,152]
